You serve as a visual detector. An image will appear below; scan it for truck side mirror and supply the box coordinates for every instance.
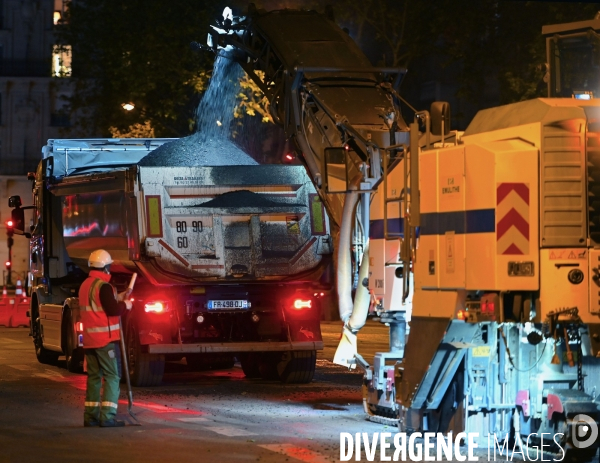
[430,101,451,136]
[323,147,348,193]
[11,208,25,233]
[8,195,22,208]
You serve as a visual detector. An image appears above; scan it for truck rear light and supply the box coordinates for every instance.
[145,301,166,313]
[76,322,83,332]
[293,299,312,310]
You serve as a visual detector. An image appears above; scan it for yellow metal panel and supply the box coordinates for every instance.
[462,122,542,149]
[437,146,465,213]
[412,288,466,318]
[416,150,439,291]
[419,151,438,213]
[465,234,495,290]
[438,147,465,289]
[415,235,438,290]
[465,144,495,212]
[439,230,466,289]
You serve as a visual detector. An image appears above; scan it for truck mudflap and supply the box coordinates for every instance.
[147,340,323,354]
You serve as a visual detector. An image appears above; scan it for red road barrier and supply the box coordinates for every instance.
[10,296,29,328]
[0,292,30,328]
[0,297,14,327]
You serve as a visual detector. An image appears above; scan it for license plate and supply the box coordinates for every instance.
[207,300,249,310]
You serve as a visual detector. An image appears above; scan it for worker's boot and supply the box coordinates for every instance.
[100,419,125,427]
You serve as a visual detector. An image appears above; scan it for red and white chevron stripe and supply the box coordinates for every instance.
[496,183,529,255]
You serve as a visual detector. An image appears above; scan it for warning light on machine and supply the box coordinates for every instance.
[293,299,312,310]
[573,90,593,100]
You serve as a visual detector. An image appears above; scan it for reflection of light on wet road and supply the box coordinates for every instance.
[119,400,205,415]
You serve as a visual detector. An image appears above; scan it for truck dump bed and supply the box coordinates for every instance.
[45,139,331,285]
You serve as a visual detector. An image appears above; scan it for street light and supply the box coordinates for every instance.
[121,102,135,111]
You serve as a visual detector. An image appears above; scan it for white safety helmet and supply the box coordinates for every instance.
[88,249,113,269]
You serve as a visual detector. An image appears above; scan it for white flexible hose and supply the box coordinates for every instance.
[337,188,360,323]
[347,241,370,332]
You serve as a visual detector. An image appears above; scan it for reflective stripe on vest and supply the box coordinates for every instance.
[79,275,121,349]
[87,323,121,333]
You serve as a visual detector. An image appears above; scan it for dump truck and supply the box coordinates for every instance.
[9,138,332,386]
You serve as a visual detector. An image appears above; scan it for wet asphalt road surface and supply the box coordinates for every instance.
[0,322,521,463]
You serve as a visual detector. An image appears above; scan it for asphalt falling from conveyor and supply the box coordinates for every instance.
[138,55,258,167]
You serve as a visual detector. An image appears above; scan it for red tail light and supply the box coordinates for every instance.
[144,301,166,313]
[76,322,83,332]
[293,299,312,310]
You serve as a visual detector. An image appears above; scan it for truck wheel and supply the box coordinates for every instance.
[64,310,84,373]
[32,307,59,365]
[239,353,261,378]
[126,323,164,387]
[277,350,316,384]
[259,353,281,380]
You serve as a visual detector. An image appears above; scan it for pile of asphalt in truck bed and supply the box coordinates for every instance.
[137,134,258,167]
[195,190,298,208]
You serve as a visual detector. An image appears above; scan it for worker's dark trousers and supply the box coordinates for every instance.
[84,342,120,424]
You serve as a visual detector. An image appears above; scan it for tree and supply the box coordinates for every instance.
[334,0,599,126]
[58,0,219,137]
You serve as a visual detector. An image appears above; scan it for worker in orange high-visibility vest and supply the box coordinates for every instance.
[80,249,132,427]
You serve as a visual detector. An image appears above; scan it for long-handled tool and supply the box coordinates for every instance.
[119,322,140,425]
[119,273,140,425]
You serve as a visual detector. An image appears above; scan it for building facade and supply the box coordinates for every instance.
[0,0,72,285]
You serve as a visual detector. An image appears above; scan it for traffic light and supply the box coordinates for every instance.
[5,220,14,237]
[5,261,10,270]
